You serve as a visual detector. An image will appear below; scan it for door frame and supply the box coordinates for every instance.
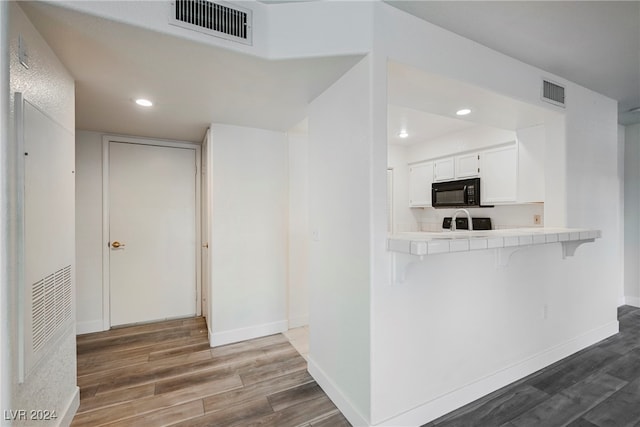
[200,129,211,323]
[101,135,202,329]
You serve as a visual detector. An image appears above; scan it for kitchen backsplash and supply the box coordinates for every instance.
[407,203,545,232]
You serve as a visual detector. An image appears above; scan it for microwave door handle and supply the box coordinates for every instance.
[462,185,468,204]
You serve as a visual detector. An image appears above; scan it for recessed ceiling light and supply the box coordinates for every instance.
[398,130,409,138]
[135,98,153,107]
[456,108,472,116]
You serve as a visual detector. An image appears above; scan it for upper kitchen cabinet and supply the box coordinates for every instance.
[480,142,517,204]
[455,153,480,178]
[433,157,455,182]
[392,105,546,209]
[409,161,434,207]
[432,152,480,181]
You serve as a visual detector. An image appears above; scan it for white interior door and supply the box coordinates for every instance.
[109,141,197,326]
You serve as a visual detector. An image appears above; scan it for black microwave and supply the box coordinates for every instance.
[432,178,482,208]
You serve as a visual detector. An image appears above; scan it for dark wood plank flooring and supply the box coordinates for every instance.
[425,305,640,427]
[74,306,640,427]
[72,317,349,427]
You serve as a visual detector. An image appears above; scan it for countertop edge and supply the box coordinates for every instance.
[387,228,601,256]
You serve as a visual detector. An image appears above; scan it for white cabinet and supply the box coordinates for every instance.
[433,158,454,182]
[480,143,517,204]
[405,135,544,207]
[516,125,545,203]
[433,154,478,181]
[408,161,434,207]
[456,153,480,178]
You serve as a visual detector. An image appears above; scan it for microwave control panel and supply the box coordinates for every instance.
[467,184,476,204]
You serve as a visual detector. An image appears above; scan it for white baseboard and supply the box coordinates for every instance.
[308,321,619,427]
[57,386,79,427]
[307,356,370,427]
[287,315,309,329]
[621,296,640,308]
[209,320,288,347]
[375,320,619,426]
[76,319,106,335]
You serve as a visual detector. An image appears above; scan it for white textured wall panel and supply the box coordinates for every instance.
[8,3,78,424]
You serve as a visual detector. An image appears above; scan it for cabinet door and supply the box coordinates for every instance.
[456,153,480,178]
[433,158,455,182]
[409,162,434,207]
[516,127,545,203]
[480,144,517,204]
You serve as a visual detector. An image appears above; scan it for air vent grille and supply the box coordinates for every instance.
[31,265,72,353]
[170,0,252,45]
[542,79,566,107]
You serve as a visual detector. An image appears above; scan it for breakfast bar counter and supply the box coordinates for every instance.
[388,228,601,257]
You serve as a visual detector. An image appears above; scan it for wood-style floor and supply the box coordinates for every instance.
[74,307,640,427]
[425,305,640,427]
[71,317,350,427]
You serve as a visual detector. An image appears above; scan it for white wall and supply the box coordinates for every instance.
[367,2,621,425]
[58,0,271,59]
[625,124,640,306]
[208,124,289,346]
[307,56,372,425]
[288,127,309,328]
[414,204,544,232]
[267,1,372,59]
[75,131,105,333]
[406,125,516,162]
[15,2,626,426]
[8,3,78,424]
[58,0,373,60]
[76,126,305,339]
[563,84,621,313]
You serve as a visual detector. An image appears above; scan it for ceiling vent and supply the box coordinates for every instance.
[169,0,252,45]
[541,79,566,107]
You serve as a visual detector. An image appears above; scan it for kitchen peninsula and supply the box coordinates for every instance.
[374,224,613,426]
[388,227,601,281]
[389,228,600,257]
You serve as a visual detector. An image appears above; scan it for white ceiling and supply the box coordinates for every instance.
[387,105,476,146]
[19,1,640,145]
[386,1,640,126]
[387,61,553,145]
[19,2,362,142]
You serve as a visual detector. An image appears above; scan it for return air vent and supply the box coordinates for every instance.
[542,79,566,107]
[31,265,72,354]
[23,264,73,380]
[170,0,252,45]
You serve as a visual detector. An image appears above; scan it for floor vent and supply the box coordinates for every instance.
[542,79,566,107]
[170,0,252,45]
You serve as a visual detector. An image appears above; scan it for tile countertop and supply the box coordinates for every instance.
[388,228,602,257]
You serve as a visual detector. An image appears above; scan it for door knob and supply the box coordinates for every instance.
[111,241,125,248]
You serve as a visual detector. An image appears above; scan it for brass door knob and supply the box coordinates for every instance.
[111,241,125,248]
